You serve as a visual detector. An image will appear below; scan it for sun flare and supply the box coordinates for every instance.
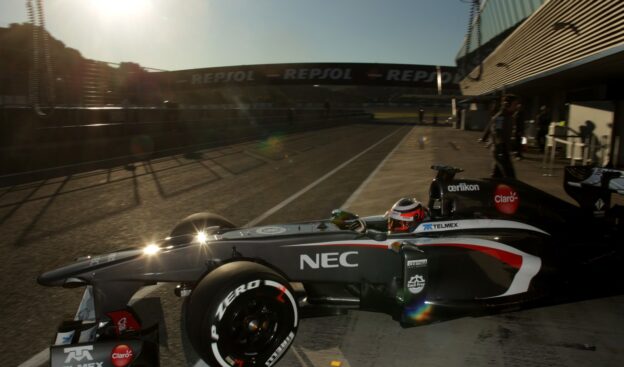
[89,0,149,17]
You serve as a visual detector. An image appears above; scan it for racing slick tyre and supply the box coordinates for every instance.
[186,262,299,367]
[169,212,236,244]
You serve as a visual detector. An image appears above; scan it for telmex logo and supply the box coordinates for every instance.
[422,222,459,231]
[64,345,94,363]
[447,183,480,192]
[494,184,520,214]
[300,251,358,270]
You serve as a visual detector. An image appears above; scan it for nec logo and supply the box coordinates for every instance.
[63,346,97,365]
[300,251,358,269]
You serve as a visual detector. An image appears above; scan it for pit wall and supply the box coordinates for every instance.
[0,107,371,178]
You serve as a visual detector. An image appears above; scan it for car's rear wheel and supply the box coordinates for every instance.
[186,262,298,367]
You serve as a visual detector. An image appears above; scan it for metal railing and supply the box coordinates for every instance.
[542,123,609,176]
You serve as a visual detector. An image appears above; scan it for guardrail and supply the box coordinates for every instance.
[0,106,372,182]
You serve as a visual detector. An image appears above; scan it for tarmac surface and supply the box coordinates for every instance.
[2,121,622,366]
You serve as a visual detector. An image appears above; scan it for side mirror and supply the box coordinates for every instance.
[331,209,359,221]
[365,229,387,241]
[331,209,360,230]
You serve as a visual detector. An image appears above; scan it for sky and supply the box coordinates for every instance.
[1,0,470,71]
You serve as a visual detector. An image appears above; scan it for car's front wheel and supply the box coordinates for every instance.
[186,262,298,367]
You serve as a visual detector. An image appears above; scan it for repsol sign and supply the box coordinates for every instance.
[385,69,460,84]
[300,251,358,270]
[191,71,255,84]
[283,68,352,80]
[168,63,460,88]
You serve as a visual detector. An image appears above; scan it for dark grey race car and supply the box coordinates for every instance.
[38,165,624,367]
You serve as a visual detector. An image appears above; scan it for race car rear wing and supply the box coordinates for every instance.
[428,165,465,218]
[564,165,624,217]
[431,164,464,181]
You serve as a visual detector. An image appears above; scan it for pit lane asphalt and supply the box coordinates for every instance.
[1,123,407,366]
[5,123,623,367]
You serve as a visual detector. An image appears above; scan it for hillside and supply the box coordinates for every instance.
[0,23,158,106]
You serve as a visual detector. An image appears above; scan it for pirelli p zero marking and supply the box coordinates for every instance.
[209,279,298,367]
[214,280,261,321]
[264,280,298,328]
[265,331,295,367]
[186,262,298,367]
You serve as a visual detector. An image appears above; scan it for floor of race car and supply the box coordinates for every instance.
[4,121,623,367]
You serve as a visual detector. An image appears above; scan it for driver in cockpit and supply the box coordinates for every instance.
[331,197,428,233]
[385,197,428,233]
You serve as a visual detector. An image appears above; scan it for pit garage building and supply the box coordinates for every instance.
[456,0,624,168]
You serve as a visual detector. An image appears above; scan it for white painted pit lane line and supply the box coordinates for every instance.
[18,126,404,367]
[341,126,414,210]
[17,349,48,367]
[245,127,404,227]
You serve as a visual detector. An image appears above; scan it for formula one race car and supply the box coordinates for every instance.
[39,165,624,367]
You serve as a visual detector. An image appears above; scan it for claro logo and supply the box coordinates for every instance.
[300,251,358,270]
[494,184,520,214]
[111,344,134,367]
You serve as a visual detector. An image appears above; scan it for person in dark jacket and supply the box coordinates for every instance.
[536,105,550,153]
[513,102,526,159]
[478,99,501,145]
[490,94,518,178]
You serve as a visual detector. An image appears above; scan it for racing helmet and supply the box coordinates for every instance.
[385,198,427,232]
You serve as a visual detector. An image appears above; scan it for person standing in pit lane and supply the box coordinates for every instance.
[490,94,518,178]
[478,98,501,146]
[536,105,550,153]
[513,101,526,160]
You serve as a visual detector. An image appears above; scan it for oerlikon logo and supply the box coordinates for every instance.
[494,184,519,214]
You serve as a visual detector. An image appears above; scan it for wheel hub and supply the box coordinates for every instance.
[247,319,259,332]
